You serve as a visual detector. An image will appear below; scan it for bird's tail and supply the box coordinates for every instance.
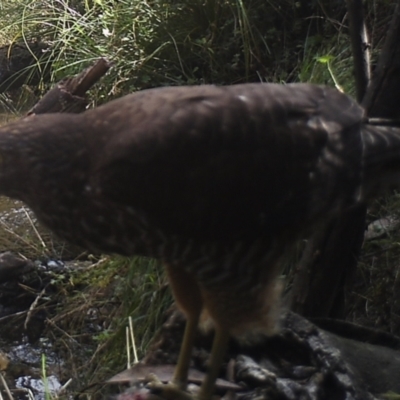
[362,124,400,198]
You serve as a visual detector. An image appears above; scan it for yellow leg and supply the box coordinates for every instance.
[151,263,231,399]
[164,263,203,393]
[197,325,229,400]
[146,316,229,400]
[146,310,201,400]
[172,308,201,389]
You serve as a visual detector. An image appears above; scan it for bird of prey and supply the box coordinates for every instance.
[0,83,399,399]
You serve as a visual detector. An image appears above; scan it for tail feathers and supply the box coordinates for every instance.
[362,124,400,198]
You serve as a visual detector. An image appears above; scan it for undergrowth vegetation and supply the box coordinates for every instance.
[47,256,172,387]
[0,0,398,398]
[349,195,400,334]
[1,0,381,100]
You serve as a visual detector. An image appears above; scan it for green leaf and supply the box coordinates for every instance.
[316,55,334,64]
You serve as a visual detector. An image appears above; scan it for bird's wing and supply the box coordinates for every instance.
[362,124,400,198]
[87,83,364,242]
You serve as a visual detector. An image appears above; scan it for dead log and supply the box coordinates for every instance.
[27,58,111,115]
[106,310,400,400]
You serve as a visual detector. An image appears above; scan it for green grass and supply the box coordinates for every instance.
[39,255,172,397]
[0,0,364,100]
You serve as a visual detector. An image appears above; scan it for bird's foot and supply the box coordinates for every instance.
[145,374,194,400]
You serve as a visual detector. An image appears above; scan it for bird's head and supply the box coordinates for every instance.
[0,113,89,203]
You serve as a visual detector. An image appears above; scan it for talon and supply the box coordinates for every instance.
[144,373,163,386]
[146,380,194,400]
